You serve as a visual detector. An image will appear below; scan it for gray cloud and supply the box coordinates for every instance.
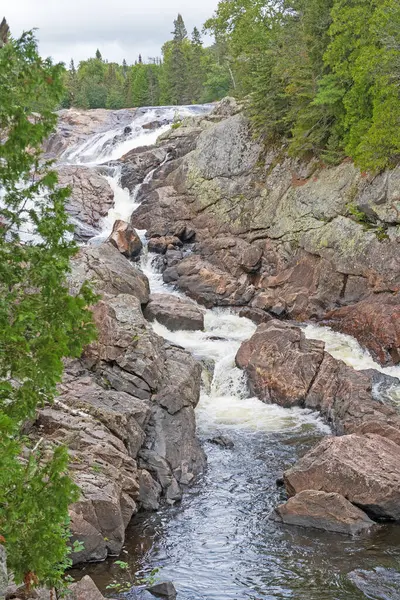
[5,0,218,64]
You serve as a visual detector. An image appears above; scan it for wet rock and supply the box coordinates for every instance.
[235,320,325,407]
[238,307,273,325]
[57,165,114,229]
[284,434,400,521]
[174,255,255,308]
[69,242,150,304]
[44,107,136,159]
[107,220,143,258]
[325,296,400,366]
[235,320,400,435]
[138,469,162,511]
[148,236,182,254]
[274,490,374,535]
[208,435,234,449]
[147,582,177,600]
[348,567,400,600]
[143,293,204,331]
[120,146,168,192]
[69,575,108,600]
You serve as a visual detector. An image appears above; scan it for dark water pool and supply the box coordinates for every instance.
[72,425,400,600]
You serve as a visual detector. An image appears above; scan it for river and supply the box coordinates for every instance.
[65,105,400,600]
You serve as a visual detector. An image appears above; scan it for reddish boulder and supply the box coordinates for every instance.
[274,490,374,535]
[144,293,204,331]
[284,434,400,520]
[148,236,182,254]
[235,320,400,434]
[108,219,143,258]
[235,320,325,407]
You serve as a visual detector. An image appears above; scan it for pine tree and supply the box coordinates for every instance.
[122,58,128,78]
[95,48,102,61]
[0,26,96,590]
[161,14,191,104]
[188,27,206,103]
[174,14,187,42]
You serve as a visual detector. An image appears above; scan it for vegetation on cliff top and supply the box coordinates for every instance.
[206,0,400,171]
[0,26,96,591]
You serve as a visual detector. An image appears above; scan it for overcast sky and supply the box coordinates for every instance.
[5,0,219,65]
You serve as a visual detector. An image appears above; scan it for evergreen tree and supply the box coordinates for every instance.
[188,27,206,103]
[161,14,191,104]
[0,26,96,590]
[95,48,102,61]
[122,58,128,78]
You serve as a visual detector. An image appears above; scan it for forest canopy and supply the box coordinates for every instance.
[62,3,400,171]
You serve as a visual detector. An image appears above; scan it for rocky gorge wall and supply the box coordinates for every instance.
[129,98,400,367]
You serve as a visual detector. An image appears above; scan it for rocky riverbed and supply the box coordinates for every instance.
[13,99,400,599]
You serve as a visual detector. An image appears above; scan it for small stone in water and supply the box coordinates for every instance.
[147,581,177,599]
[208,435,234,449]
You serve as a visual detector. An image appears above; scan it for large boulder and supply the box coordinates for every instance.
[69,576,108,600]
[143,293,204,331]
[69,242,150,304]
[169,255,255,308]
[273,490,374,535]
[235,320,400,435]
[107,220,143,258]
[236,320,325,406]
[57,165,114,229]
[284,434,400,520]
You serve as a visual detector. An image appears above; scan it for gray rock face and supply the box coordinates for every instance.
[274,490,374,535]
[147,582,177,599]
[30,243,205,564]
[57,165,114,232]
[143,293,204,331]
[284,434,400,521]
[69,242,150,304]
[120,146,168,192]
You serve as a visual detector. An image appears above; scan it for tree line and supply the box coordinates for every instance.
[205,0,400,171]
[62,14,233,109]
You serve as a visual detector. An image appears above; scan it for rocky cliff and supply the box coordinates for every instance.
[129,98,400,367]
[27,243,205,565]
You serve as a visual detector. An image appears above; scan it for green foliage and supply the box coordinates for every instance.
[0,28,96,590]
[63,14,228,109]
[207,0,400,171]
[106,560,160,593]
